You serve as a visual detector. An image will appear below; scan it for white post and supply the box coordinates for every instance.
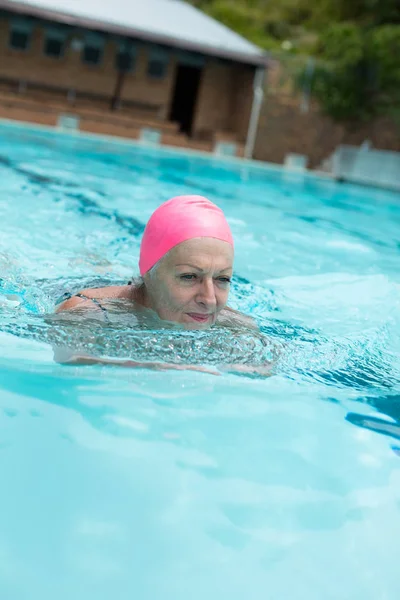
[244,67,265,160]
[300,56,315,114]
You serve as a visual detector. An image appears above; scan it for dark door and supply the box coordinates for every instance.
[169,64,202,135]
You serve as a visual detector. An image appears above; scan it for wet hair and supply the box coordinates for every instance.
[130,264,158,301]
[131,276,145,294]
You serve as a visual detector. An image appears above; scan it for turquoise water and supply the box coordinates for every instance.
[1,121,400,599]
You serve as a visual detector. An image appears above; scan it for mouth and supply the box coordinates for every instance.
[186,313,212,323]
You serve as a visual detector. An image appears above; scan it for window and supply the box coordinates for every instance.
[83,45,102,65]
[148,59,167,79]
[45,38,64,58]
[115,39,136,72]
[82,33,105,66]
[116,50,135,72]
[116,50,133,71]
[177,50,205,68]
[147,46,169,79]
[10,30,30,50]
[44,26,66,58]
[9,18,32,51]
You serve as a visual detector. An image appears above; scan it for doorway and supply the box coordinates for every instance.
[169,64,202,135]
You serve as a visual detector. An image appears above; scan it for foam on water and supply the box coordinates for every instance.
[1,122,400,600]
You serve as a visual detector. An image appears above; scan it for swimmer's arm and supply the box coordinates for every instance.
[53,303,274,377]
[218,309,280,377]
[60,354,273,378]
[54,347,220,375]
[55,350,273,378]
[221,307,259,330]
[219,363,274,378]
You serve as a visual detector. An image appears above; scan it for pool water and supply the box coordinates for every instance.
[1,122,400,600]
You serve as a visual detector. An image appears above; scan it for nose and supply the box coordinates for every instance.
[196,277,217,309]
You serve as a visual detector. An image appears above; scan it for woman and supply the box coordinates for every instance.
[56,195,270,374]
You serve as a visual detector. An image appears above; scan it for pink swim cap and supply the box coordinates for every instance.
[139,195,234,275]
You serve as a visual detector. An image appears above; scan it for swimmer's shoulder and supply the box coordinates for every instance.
[55,285,132,312]
[219,307,258,330]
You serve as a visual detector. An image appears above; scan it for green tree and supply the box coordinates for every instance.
[310,22,400,120]
[190,0,400,122]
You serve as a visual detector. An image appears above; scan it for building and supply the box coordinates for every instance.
[0,0,268,156]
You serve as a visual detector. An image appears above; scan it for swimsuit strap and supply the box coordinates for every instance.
[55,291,110,322]
[75,293,110,322]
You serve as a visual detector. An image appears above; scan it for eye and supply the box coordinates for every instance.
[179,273,197,281]
[217,276,231,284]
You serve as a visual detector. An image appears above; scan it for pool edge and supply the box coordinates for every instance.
[0,116,336,183]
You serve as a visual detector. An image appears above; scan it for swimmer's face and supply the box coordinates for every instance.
[143,237,234,329]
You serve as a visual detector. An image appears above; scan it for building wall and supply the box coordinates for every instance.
[254,61,400,167]
[121,49,176,115]
[192,60,235,138]
[0,13,255,144]
[0,16,177,115]
[230,64,255,142]
[192,59,255,143]
[0,19,116,96]
[255,94,400,168]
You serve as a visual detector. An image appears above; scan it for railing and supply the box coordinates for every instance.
[332,144,400,192]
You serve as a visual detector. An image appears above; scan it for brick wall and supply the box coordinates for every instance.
[254,61,400,167]
[0,19,116,95]
[0,16,176,116]
[0,14,255,145]
[193,60,234,138]
[192,60,254,142]
[230,64,254,142]
[121,49,176,116]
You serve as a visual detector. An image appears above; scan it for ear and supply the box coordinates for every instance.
[147,262,160,282]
